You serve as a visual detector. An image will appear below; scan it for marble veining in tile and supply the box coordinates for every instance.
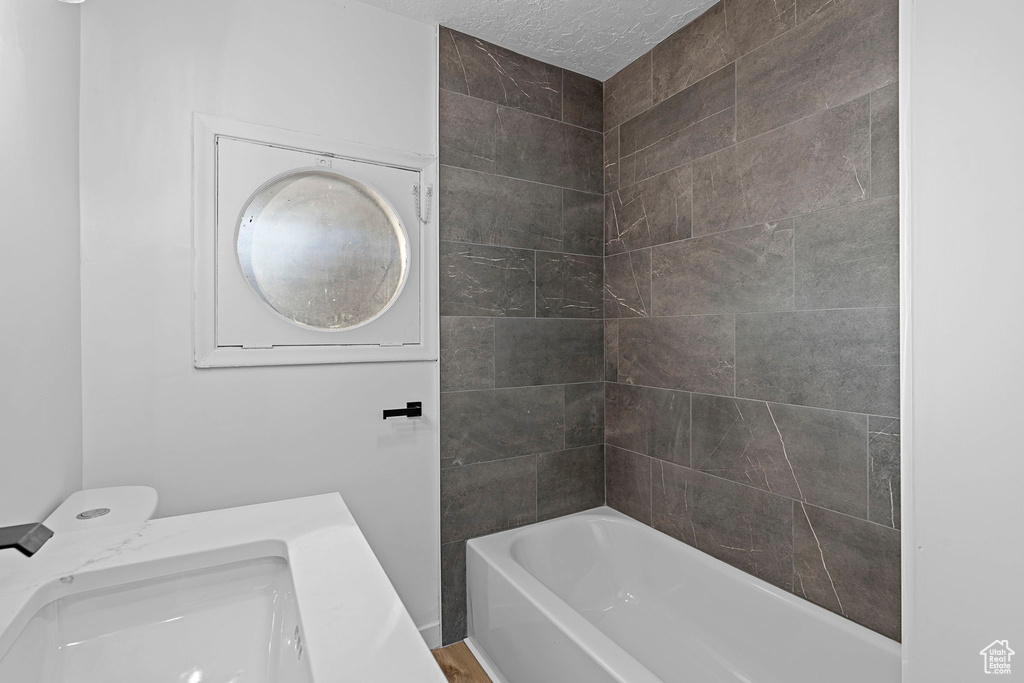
[691,395,868,517]
[692,97,871,233]
[868,416,901,529]
[793,502,901,640]
[536,252,603,319]
[605,446,652,524]
[618,315,736,395]
[605,166,693,254]
[440,317,494,392]
[735,0,898,140]
[652,460,795,590]
[652,221,794,316]
[440,27,562,120]
[605,383,690,466]
[604,249,652,319]
[441,386,564,468]
[652,0,796,103]
[439,241,535,317]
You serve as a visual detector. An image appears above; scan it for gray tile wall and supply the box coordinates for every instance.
[439,27,606,645]
[602,0,901,642]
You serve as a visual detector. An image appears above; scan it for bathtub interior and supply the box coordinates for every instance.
[0,556,312,683]
[501,509,899,683]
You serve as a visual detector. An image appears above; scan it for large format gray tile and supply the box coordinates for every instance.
[605,320,619,381]
[440,540,467,645]
[691,395,868,516]
[794,503,901,640]
[736,0,898,140]
[562,70,604,131]
[565,383,605,448]
[604,250,652,319]
[439,26,471,95]
[495,107,604,193]
[868,416,901,529]
[736,307,899,416]
[796,0,837,24]
[604,128,620,193]
[563,190,606,257]
[536,252,603,319]
[441,456,537,544]
[652,461,794,590]
[440,165,562,251]
[620,64,735,158]
[692,97,870,235]
[652,221,794,316]
[605,446,652,524]
[439,28,562,119]
[439,242,535,317]
[440,386,564,467]
[605,166,693,254]
[620,108,735,187]
[652,0,795,103]
[794,196,899,310]
[604,52,652,131]
[618,316,735,395]
[538,445,605,520]
[440,317,494,392]
[494,319,604,387]
[605,383,690,466]
[439,89,498,173]
[870,82,899,199]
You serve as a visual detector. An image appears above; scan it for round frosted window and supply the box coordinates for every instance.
[236,170,409,330]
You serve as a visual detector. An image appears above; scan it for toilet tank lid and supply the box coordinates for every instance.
[43,486,159,534]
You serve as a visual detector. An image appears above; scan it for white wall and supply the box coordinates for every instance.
[903,0,1024,678]
[78,0,440,637]
[0,1,83,527]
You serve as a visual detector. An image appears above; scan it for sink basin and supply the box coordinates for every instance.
[1,558,310,683]
[0,495,445,683]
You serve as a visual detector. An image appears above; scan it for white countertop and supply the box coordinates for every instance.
[0,494,446,683]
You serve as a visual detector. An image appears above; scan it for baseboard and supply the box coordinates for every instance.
[464,637,508,683]
[418,620,441,649]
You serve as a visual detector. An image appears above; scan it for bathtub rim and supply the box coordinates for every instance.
[467,505,900,681]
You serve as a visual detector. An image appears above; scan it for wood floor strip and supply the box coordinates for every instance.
[431,641,492,683]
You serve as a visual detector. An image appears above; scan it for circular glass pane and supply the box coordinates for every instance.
[236,170,409,330]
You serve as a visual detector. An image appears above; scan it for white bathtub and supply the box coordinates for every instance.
[467,507,901,683]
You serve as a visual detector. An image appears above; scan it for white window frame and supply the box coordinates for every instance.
[192,113,438,368]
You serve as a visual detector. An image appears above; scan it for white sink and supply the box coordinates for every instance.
[0,495,445,683]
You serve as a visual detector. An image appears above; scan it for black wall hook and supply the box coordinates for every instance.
[383,402,422,420]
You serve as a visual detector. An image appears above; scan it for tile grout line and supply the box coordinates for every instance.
[607,442,895,532]
[865,418,872,523]
[868,88,875,199]
[601,193,896,259]
[733,314,738,397]
[602,304,899,321]
[601,380,899,420]
[441,86,604,135]
[612,84,893,197]
[439,163,603,197]
[688,392,694,469]
[533,250,538,318]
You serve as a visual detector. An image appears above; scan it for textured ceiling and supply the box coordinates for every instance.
[357,0,720,81]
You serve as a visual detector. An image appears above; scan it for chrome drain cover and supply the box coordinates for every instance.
[76,508,111,520]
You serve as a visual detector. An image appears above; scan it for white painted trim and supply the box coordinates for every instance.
[430,22,445,651]
[898,0,914,679]
[418,621,441,650]
[464,637,510,683]
[192,113,440,368]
